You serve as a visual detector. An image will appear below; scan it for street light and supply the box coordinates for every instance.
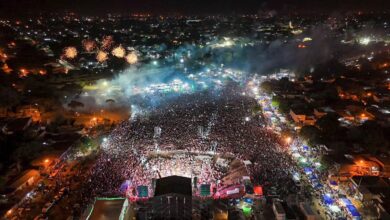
[285,136,292,144]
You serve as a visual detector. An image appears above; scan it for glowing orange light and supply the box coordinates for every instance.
[125,52,138,64]
[112,45,126,58]
[19,68,29,77]
[63,47,78,59]
[96,50,108,63]
[82,39,96,52]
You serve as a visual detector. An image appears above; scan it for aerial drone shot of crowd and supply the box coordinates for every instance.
[79,83,298,205]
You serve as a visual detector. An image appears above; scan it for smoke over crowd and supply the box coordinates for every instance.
[68,24,378,113]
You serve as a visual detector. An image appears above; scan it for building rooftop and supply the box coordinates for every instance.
[4,117,31,133]
[8,169,40,190]
[351,176,390,188]
[87,198,126,220]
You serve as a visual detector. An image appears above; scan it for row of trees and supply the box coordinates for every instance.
[260,79,389,155]
[300,113,389,154]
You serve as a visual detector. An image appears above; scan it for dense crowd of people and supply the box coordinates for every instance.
[78,85,298,206]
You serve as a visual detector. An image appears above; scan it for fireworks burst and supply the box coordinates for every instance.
[101,35,114,50]
[112,45,126,58]
[96,51,108,63]
[63,47,78,59]
[125,52,138,64]
[82,39,96,52]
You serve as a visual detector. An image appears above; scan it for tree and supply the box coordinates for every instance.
[68,100,85,109]
[311,59,346,79]
[272,96,290,113]
[46,114,68,132]
[329,141,348,153]
[316,112,339,130]
[252,105,262,114]
[316,86,339,102]
[11,141,42,172]
[0,176,6,190]
[315,113,340,140]
[0,85,21,108]
[78,137,99,154]
[299,125,321,145]
[260,81,273,93]
[359,121,388,154]
[278,77,294,91]
[346,127,362,142]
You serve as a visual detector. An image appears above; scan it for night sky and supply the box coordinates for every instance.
[0,0,389,16]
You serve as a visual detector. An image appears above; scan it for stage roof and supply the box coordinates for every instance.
[155,175,192,196]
